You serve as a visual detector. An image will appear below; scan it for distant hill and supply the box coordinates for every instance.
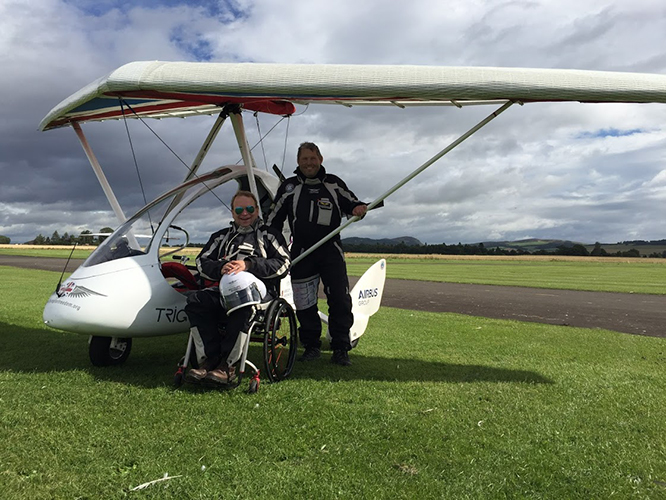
[342,236,666,257]
[482,238,666,257]
[342,236,422,247]
[480,238,583,253]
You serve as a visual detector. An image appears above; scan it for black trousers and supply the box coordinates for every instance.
[291,241,353,352]
[184,288,252,368]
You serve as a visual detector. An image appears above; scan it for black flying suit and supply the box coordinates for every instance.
[186,219,290,366]
[196,220,290,296]
[267,165,365,351]
[267,165,365,256]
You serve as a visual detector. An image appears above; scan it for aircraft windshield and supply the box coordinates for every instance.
[82,206,161,267]
[80,165,279,268]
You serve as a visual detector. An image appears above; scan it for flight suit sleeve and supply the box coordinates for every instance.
[334,176,366,217]
[266,182,289,231]
[196,230,229,281]
[244,227,291,280]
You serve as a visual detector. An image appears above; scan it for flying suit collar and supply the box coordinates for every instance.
[230,218,262,234]
[295,165,327,185]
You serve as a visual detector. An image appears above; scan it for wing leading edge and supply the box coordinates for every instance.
[40,61,666,131]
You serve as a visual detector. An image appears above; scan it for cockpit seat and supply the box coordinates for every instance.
[161,261,200,291]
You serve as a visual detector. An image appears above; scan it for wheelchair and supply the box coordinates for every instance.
[163,258,298,393]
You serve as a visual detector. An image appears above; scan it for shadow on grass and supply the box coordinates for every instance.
[0,322,553,388]
[289,352,554,385]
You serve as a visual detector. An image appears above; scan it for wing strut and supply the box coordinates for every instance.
[291,100,517,266]
[72,122,127,225]
[229,110,262,217]
[183,110,228,183]
[72,121,141,248]
[160,110,228,224]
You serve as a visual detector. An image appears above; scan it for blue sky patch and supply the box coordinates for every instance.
[577,127,645,139]
[66,0,249,21]
[170,25,214,61]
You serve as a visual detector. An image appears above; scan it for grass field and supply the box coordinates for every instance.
[3,245,666,295]
[346,255,666,294]
[1,266,665,498]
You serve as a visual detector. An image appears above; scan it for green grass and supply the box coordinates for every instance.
[1,266,666,498]
[0,247,94,259]
[347,256,666,294]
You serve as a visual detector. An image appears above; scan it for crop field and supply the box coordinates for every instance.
[1,263,665,498]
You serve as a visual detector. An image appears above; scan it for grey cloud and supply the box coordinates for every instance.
[2,0,666,246]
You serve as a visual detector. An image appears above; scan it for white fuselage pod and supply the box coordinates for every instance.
[43,254,189,337]
[43,165,281,339]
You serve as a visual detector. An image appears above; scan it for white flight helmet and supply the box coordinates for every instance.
[220,271,267,313]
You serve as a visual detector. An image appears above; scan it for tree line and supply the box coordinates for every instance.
[13,230,666,258]
[23,228,114,246]
[342,241,659,258]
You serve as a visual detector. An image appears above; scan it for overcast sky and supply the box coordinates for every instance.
[1,0,666,245]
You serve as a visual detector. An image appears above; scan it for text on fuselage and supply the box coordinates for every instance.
[156,307,188,323]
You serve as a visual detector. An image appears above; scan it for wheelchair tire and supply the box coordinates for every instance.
[263,298,297,382]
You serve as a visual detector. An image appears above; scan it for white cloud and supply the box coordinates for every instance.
[1,0,666,245]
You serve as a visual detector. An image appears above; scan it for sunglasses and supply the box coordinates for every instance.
[234,205,256,215]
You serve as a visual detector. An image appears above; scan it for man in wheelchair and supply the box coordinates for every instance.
[184,190,291,386]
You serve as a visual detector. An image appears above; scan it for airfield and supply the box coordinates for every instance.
[2,253,666,497]
[3,254,664,339]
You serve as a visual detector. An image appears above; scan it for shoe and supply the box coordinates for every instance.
[185,367,208,383]
[205,366,236,385]
[298,346,321,362]
[331,349,351,366]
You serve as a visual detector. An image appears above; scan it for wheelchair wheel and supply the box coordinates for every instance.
[263,298,297,382]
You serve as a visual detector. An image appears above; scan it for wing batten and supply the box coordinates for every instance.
[40,61,666,131]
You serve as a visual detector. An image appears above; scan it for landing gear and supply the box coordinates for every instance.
[89,336,132,366]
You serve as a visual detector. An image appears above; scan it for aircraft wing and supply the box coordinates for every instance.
[39,61,666,131]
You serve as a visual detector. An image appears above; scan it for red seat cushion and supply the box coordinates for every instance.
[161,262,200,290]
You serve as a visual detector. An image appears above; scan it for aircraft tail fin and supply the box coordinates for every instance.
[322,259,387,346]
[349,259,386,342]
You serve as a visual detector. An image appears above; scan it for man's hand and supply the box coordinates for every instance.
[222,260,247,275]
[352,204,368,217]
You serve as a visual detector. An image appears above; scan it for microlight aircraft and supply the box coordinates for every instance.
[39,61,666,366]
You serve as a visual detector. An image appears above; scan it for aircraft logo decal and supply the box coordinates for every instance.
[58,282,107,298]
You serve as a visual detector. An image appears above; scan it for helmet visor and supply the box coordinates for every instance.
[222,282,262,313]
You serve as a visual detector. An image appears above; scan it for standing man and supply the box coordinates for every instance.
[268,142,367,366]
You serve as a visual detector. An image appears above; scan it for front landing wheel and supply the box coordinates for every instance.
[89,336,132,366]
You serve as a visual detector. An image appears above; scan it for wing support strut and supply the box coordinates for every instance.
[72,121,140,248]
[72,121,127,225]
[161,110,228,223]
[182,110,227,184]
[292,100,517,266]
[229,110,262,217]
